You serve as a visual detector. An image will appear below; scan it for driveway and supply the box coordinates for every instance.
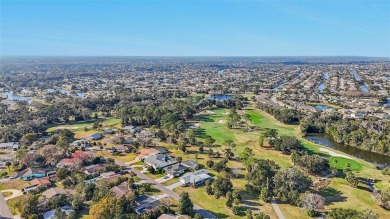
[2,189,23,201]
[166,181,183,190]
[115,159,216,218]
[155,175,173,183]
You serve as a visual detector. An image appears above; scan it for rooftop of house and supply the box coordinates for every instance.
[179,169,211,184]
[43,205,74,219]
[110,181,130,199]
[29,177,51,186]
[42,187,68,199]
[136,148,160,159]
[18,167,46,177]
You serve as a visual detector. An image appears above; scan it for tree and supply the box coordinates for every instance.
[21,133,37,145]
[380,187,390,210]
[89,195,123,219]
[178,192,194,215]
[345,171,359,187]
[301,193,325,216]
[263,128,278,139]
[17,195,39,218]
[56,168,70,180]
[254,213,270,219]
[232,205,240,215]
[239,147,253,162]
[5,161,11,171]
[54,208,67,219]
[258,133,264,147]
[176,156,183,163]
[212,176,233,196]
[246,209,253,219]
[273,168,312,205]
[246,159,280,194]
[327,208,360,219]
[269,136,303,153]
[204,137,215,148]
[242,113,250,129]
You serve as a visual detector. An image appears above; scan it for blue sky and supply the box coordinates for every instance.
[0,0,389,57]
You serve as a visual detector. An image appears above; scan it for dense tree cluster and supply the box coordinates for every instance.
[256,103,300,124]
[269,136,303,154]
[301,113,390,155]
[291,151,330,174]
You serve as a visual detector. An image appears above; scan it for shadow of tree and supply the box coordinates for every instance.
[319,187,347,204]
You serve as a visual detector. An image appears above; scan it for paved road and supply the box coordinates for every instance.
[1,189,23,201]
[271,198,285,219]
[115,160,216,218]
[0,192,13,219]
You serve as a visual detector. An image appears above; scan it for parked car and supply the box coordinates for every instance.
[9,174,18,179]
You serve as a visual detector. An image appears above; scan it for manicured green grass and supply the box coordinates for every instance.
[329,157,362,171]
[46,118,121,132]
[196,108,237,144]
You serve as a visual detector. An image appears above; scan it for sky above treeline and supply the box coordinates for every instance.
[0,0,389,57]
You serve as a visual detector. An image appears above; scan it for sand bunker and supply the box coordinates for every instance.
[189,123,200,129]
[206,110,215,114]
[319,148,352,159]
[217,119,225,124]
[222,112,230,115]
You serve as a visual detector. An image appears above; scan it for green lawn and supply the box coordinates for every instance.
[329,157,362,171]
[46,118,121,133]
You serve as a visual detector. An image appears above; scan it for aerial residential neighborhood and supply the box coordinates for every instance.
[1,0,390,219]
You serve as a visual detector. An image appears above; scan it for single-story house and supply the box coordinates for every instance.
[71,140,90,148]
[179,169,212,187]
[108,145,134,153]
[42,187,68,199]
[123,126,142,134]
[136,148,160,160]
[157,214,189,219]
[56,151,92,168]
[136,130,155,139]
[103,129,116,135]
[110,181,130,199]
[0,142,20,150]
[135,195,161,215]
[29,177,51,188]
[144,154,177,169]
[164,163,187,177]
[18,167,46,181]
[86,133,103,140]
[100,171,117,179]
[43,205,75,219]
[84,164,105,175]
[181,160,198,171]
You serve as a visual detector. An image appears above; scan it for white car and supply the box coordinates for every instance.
[9,174,18,179]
